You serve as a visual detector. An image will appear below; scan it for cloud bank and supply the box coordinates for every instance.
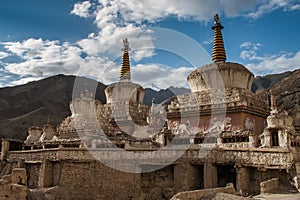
[240,42,300,75]
[0,0,299,88]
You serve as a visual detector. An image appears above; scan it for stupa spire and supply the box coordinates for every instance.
[211,14,226,62]
[120,38,131,81]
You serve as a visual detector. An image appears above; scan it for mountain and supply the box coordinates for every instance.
[251,71,294,93]
[0,75,189,140]
[0,69,299,140]
[256,69,300,114]
[144,86,190,105]
[0,75,106,140]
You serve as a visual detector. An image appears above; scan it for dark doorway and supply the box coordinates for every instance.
[271,130,279,147]
[217,164,236,188]
[136,91,140,103]
[191,164,204,190]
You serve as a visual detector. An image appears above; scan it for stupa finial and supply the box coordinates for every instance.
[211,14,226,62]
[120,38,131,81]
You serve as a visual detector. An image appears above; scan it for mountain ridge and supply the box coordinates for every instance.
[0,69,299,140]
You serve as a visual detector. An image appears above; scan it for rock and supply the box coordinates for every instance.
[212,192,249,200]
[0,183,36,200]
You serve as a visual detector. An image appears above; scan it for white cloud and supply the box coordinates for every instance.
[239,42,252,48]
[70,0,277,75]
[1,0,299,88]
[246,0,298,19]
[286,4,300,11]
[240,41,300,75]
[0,72,14,86]
[73,0,299,25]
[132,64,194,89]
[79,0,257,26]
[239,42,262,60]
[77,61,194,89]
[76,55,120,83]
[77,24,155,61]
[8,77,42,86]
[245,51,300,75]
[0,52,9,59]
[70,1,91,18]
[0,36,155,88]
[72,0,300,86]
[0,38,124,87]
[78,62,195,89]
[2,38,83,77]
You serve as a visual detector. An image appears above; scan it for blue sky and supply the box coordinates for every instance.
[0,0,299,89]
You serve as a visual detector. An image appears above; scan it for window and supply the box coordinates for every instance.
[271,130,279,147]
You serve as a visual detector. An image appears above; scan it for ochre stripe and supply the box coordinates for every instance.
[212,24,226,62]
[120,50,131,80]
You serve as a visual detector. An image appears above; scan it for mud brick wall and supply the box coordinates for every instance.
[141,165,175,200]
[260,178,279,193]
[248,168,290,195]
[25,163,41,189]
[51,160,142,200]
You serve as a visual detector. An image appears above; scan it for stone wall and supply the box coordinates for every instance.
[11,168,27,185]
[260,178,279,193]
[4,147,295,199]
[35,160,205,199]
[0,183,35,200]
[219,142,249,149]
[8,147,293,169]
[141,165,175,199]
[1,140,10,160]
[248,167,290,195]
[235,166,293,195]
[25,162,41,189]
[55,161,142,200]
[0,167,35,200]
[174,162,204,193]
